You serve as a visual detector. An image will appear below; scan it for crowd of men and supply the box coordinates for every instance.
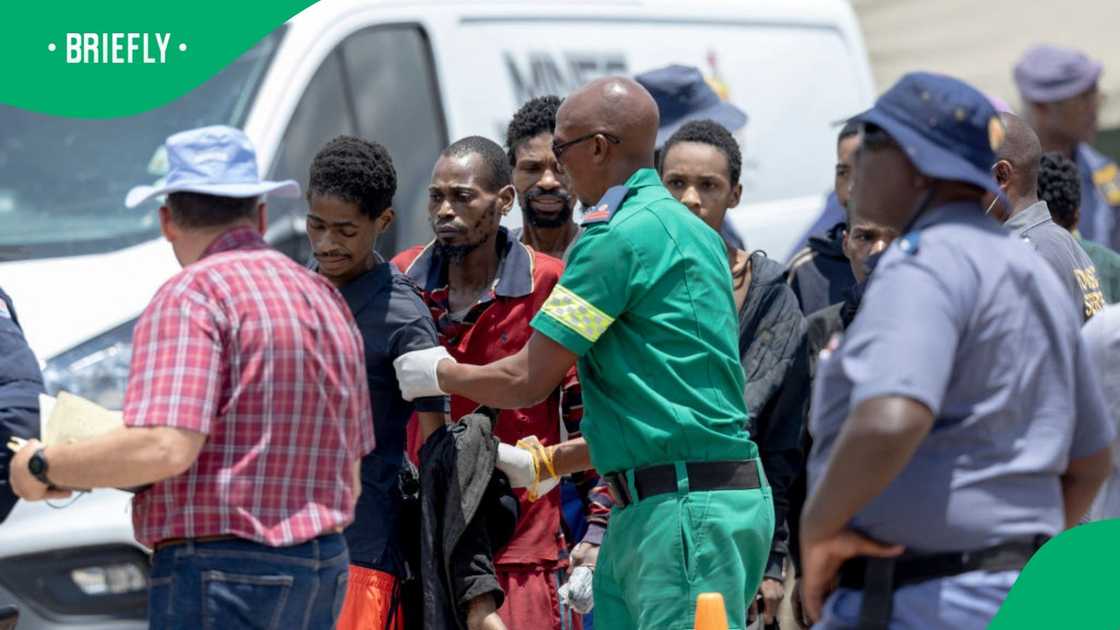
[2,41,1120,630]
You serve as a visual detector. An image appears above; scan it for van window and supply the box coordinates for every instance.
[340,25,447,256]
[0,31,281,261]
[268,25,446,260]
[267,51,357,261]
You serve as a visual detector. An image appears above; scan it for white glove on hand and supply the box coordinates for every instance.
[393,346,455,401]
[496,443,535,487]
[558,565,595,614]
[496,443,561,499]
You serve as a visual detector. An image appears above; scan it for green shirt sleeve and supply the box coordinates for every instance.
[532,227,640,355]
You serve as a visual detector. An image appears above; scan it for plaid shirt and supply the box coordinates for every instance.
[125,227,374,548]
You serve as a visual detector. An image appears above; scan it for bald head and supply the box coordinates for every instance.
[554,77,661,204]
[998,113,1042,181]
[998,112,1042,202]
[561,77,660,155]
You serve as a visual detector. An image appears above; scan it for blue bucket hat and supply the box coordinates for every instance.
[125,125,300,208]
[851,72,1004,197]
[635,64,748,147]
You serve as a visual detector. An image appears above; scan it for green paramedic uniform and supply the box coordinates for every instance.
[531,168,774,630]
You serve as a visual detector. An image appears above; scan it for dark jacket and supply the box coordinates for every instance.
[0,288,43,524]
[418,411,518,630]
[786,222,856,315]
[789,281,864,575]
[739,253,810,580]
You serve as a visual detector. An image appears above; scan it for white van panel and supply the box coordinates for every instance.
[3,238,176,360]
[441,14,869,255]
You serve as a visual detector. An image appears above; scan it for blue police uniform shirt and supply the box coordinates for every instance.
[809,202,1115,552]
[0,288,44,523]
[1004,200,1105,321]
[338,260,446,574]
[1077,143,1120,250]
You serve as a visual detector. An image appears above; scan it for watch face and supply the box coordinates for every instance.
[28,453,45,475]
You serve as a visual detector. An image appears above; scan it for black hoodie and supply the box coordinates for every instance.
[785,222,856,315]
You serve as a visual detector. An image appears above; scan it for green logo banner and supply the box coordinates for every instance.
[990,519,1120,628]
[0,0,318,117]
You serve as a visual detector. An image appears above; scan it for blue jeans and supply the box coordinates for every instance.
[148,533,349,630]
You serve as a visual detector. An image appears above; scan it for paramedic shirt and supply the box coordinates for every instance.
[531,168,758,475]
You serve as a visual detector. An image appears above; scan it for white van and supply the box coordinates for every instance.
[0,1,873,626]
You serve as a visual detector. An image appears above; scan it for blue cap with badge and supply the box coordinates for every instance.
[1014,44,1102,104]
[850,71,1004,198]
[635,64,748,147]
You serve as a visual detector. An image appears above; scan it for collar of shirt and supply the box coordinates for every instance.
[911,201,990,232]
[624,167,665,189]
[405,227,534,299]
[1004,200,1054,234]
[404,227,535,340]
[200,226,269,259]
[338,254,392,314]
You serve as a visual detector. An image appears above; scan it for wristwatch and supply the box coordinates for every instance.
[28,448,51,486]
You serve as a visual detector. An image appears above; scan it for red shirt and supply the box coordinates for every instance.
[125,227,375,548]
[393,230,581,565]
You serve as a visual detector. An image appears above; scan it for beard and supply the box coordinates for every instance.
[434,240,483,263]
[523,187,574,228]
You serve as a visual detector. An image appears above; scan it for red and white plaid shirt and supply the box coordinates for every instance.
[124,227,374,548]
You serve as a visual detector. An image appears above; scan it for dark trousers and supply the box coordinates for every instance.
[148,533,349,630]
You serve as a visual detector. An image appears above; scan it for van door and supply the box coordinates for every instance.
[266,24,447,261]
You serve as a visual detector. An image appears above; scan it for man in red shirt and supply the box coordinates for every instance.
[10,126,374,630]
[393,136,582,630]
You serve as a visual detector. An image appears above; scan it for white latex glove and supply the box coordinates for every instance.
[496,443,535,487]
[558,565,595,614]
[392,346,455,401]
[496,443,561,499]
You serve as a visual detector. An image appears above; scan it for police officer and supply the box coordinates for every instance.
[0,288,43,524]
[800,72,1115,630]
[1014,44,1120,250]
[395,76,774,629]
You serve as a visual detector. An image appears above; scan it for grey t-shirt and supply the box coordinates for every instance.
[809,202,1115,552]
[1005,200,1105,321]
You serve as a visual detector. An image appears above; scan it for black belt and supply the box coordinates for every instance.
[603,460,761,508]
[838,535,1049,630]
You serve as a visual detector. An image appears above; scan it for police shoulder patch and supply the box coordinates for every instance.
[896,231,921,255]
[581,185,632,226]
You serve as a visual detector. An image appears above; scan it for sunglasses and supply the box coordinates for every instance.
[551,131,622,158]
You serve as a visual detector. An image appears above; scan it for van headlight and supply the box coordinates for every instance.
[41,319,136,410]
[0,544,148,619]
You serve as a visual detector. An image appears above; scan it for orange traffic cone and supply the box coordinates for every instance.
[694,592,729,630]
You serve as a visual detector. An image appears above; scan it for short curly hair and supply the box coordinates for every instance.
[506,95,562,167]
[660,119,742,184]
[307,135,397,219]
[1037,151,1081,231]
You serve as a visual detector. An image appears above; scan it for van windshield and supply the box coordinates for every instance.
[0,31,281,261]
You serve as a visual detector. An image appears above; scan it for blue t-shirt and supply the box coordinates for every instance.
[809,203,1115,552]
[339,262,446,574]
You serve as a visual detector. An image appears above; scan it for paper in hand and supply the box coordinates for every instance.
[41,392,123,446]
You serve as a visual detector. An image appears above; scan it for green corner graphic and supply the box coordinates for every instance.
[989,519,1120,629]
[0,0,317,117]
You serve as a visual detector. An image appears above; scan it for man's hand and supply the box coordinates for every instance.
[495,440,559,500]
[9,440,72,502]
[801,529,903,623]
[570,541,600,570]
[759,577,785,625]
[790,579,811,629]
[392,346,455,401]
